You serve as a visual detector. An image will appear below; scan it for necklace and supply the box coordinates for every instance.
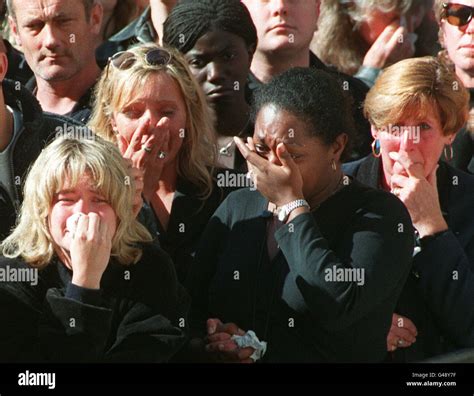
[218,137,236,157]
[217,117,250,157]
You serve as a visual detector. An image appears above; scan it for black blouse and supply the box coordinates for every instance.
[187,179,414,362]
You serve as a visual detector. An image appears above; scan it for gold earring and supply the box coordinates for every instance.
[331,159,337,171]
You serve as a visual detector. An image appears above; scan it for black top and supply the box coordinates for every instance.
[25,77,94,124]
[0,243,189,362]
[187,179,414,362]
[247,52,372,161]
[138,170,242,284]
[343,155,474,360]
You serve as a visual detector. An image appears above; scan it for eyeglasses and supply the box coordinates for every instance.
[442,3,474,27]
[105,48,173,79]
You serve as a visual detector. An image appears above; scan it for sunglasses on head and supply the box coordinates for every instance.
[105,48,173,79]
[442,2,474,27]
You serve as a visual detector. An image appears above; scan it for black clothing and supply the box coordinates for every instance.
[344,155,474,360]
[25,77,93,124]
[188,180,414,362]
[0,79,84,240]
[96,7,157,69]
[3,39,33,85]
[247,52,372,161]
[0,243,188,362]
[138,170,242,284]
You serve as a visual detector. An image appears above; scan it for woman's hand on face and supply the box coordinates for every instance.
[125,159,145,217]
[234,136,304,207]
[205,318,255,363]
[389,151,448,238]
[363,22,415,70]
[387,313,418,352]
[70,213,114,290]
[117,118,170,203]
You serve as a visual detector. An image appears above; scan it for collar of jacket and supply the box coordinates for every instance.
[24,76,93,123]
[247,51,328,91]
[108,7,156,45]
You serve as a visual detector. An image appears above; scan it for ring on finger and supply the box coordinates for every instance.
[142,145,152,153]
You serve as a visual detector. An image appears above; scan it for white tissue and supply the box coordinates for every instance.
[66,213,84,235]
[231,330,267,361]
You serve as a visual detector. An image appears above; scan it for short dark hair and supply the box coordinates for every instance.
[252,68,356,161]
[7,0,95,20]
[163,0,257,54]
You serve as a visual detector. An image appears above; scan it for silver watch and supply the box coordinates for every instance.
[277,199,310,222]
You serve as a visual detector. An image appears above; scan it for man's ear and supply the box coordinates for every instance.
[0,52,8,82]
[89,2,103,35]
[8,15,21,47]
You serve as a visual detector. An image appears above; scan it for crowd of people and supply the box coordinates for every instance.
[0,0,472,364]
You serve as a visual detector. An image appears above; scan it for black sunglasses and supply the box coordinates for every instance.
[105,48,172,79]
[442,2,474,27]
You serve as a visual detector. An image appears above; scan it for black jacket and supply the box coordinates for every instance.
[138,169,242,284]
[343,155,474,360]
[25,77,93,124]
[96,7,157,69]
[0,79,84,240]
[188,180,414,362]
[0,242,188,362]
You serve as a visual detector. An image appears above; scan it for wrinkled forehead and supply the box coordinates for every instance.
[254,105,308,144]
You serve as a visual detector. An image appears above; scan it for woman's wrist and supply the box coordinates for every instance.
[416,218,449,239]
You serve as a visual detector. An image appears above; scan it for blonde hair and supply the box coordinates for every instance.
[315,0,417,75]
[1,136,153,268]
[364,56,469,135]
[89,43,216,199]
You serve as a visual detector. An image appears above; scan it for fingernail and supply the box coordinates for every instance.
[388,152,399,160]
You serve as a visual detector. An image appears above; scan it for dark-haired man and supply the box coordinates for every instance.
[7,0,103,122]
